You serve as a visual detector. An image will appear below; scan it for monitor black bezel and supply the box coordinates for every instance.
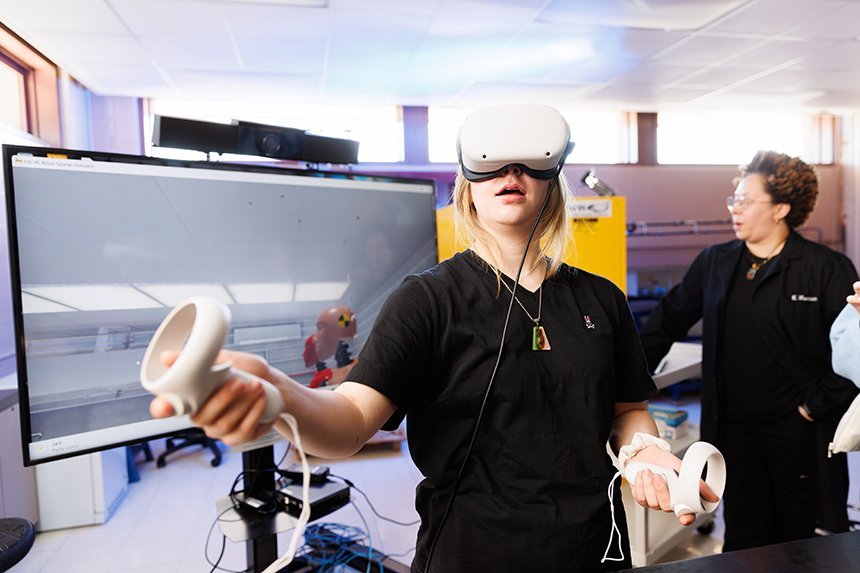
[2,143,437,465]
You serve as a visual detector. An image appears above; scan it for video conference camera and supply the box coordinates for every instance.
[152,115,360,164]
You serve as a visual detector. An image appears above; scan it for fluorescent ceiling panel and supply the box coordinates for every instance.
[137,284,234,307]
[21,293,76,314]
[23,285,164,311]
[294,282,349,302]
[228,283,294,304]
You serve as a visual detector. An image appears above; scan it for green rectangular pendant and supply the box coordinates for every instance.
[532,326,550,351]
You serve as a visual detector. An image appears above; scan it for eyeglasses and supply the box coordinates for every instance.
[726,195,772,212]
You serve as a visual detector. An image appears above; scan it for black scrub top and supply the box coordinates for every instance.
[348,250,657,572]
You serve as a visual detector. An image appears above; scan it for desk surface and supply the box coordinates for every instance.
[624,531,860,573]
[652,342,702,390]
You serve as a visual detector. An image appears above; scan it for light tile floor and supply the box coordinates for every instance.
[9,394,859,572]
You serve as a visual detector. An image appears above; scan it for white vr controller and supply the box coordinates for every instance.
[140,296,283,423]
[624,441,726,518]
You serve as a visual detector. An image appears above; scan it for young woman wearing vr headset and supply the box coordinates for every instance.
[150,104,714,572]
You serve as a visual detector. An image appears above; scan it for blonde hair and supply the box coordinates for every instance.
[452,169,574,282]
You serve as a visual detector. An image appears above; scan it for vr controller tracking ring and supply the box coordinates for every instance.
[624,441,726,517]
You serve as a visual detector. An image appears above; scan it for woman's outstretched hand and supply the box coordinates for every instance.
[149,350,283,446]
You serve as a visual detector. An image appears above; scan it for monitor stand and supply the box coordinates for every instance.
[242,445,279,570]
[215,444,410,573]
[214,445,286,572]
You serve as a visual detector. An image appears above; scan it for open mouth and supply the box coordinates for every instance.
[496,185,524,197]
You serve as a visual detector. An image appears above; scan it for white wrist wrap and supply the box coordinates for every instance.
[617,432,671,470]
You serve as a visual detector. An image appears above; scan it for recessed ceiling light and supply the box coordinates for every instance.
[23,286,163,311]
[137,284,234,307]
[294,282,349,302]
[21,292,76,314]
[227,283,294,304]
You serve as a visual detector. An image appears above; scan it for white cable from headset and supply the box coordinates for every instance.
[260,413,311,573]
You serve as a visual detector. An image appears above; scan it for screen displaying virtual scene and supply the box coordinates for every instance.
[6,149,437,462]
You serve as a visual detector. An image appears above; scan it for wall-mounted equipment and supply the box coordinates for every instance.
[152,115,360,164]
[582,169,617,196]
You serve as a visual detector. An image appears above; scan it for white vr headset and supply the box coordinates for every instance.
[457,104,575,182]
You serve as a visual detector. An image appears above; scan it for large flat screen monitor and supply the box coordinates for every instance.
[2,144,438,465]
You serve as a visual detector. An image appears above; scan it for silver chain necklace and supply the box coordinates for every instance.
[498,277,551,351]
[745,240,785,280]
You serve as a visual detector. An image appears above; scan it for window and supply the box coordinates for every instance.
[145,100,403,163]
[427,106,470,164]
[656,111,831,165]
[0,55,27,132]
[428,106,630,164]
[561,110,631,165]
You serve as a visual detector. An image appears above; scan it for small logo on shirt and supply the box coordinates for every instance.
[584,315,596,329]
[790,294,818,302]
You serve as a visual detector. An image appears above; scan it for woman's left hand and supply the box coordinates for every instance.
[627,445,719,526]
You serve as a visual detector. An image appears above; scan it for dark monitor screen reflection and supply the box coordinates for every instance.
[3,145,438,465]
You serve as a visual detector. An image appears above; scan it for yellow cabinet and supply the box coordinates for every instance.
[436,196,627,294]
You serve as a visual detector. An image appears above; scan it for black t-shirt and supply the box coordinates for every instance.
[348,250,657,572]
[721,250,800,419]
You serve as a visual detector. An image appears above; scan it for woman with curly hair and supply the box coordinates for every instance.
[639,150,859,551]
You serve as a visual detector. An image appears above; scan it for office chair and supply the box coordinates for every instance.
[0,518,35,572]
[156,428,222,468]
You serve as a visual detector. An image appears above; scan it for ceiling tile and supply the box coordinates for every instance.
[693,88,827,108]
[656,34,761,64]
[616,62,704,85]
[803,90,860,110]
[618,29,689,60]
[167,70,320,101]
[138,37,242,71]
[19,33,150,67]
[330,10,426,49]
[333,0,444,17]
[782,67,860,92]
[674,66,769,88]
[326,46,411,76]
[740,69,808,90]
[454,81,593,106]
[583,83,711,107]
[112,0,232,39]
[1,0,127,34]
[224,3,331,41]
[792,40,860,70]
[783,1,860,41]
[426,0,536,36]
[70,63,172,96]
[708,0,846,35]
[547,58,639,85]
[141,38,241,71]
[538,0,748,31]
[237,40,327,74]
[723,38,835,67]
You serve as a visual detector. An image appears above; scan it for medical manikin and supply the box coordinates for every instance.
[303,306,357,388]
